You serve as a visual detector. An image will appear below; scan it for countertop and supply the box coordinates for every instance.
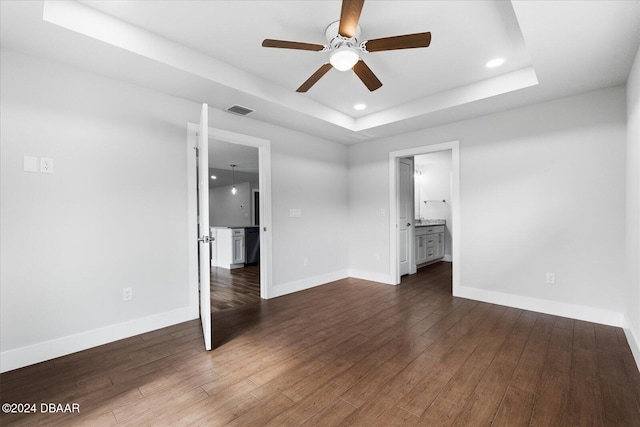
[415,219,446,227]
[211,226,258,229]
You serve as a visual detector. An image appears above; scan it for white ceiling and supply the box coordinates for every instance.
[81,0,532,117]
[209,139,259,174]
[1,0,639,146]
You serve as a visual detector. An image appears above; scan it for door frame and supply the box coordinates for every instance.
[187,123,273,317]
[388,141,460,293]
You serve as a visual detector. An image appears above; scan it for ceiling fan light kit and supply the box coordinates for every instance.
[326,21,361,71]
[262,0,431,93]
[330,46,360,71]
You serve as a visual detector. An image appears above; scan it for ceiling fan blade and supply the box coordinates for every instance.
[353,60,382,92]
[297,63,333,92]
[338,0,365,38]
[262,39,325,51]
[364,32,431,52]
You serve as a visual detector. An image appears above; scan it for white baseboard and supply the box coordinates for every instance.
[348,269,396,285]
[1,307,196,373]
[455,285,624,327]
[624,320,640,373]
[269,269,350,298]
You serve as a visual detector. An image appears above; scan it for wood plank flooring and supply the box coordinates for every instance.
[210,264,260,312]
[2,262,640,426]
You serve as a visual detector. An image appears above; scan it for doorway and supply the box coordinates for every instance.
[389,141,460,294]
[208,140,261,312]
[187,123,273,322]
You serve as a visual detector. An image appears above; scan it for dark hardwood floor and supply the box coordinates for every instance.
[210,264,260,313]
[2,262,640,426]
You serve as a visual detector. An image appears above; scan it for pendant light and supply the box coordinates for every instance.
[230,164,237,195]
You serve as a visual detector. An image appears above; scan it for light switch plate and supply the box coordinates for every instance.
[40,158,54,173]
[23,156,38,172]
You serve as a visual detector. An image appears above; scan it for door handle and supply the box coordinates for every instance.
[407,222,411,226]
[198,236,214,243]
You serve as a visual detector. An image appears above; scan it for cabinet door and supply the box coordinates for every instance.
[232,236,245,264]
[420,236,430,264]
[436,232,445,258]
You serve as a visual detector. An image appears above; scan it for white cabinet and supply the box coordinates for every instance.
[231,229,245,265]
[434,232,444,259]
[415,228,428,265]
[211,227,245,269]
[415,225,445,266]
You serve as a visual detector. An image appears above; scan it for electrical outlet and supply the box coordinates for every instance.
[545,273,556,285]
[123,287,133,301]
[303,257,309,266]
[40,157,54,173]
[289,209,302,217]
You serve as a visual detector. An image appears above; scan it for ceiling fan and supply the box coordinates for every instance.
[262,0,431,93]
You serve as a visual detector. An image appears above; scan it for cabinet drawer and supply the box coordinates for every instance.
[232,228,245,236]
[424,226,445,234]
[415,226,428,236]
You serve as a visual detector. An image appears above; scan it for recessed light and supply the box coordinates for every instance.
[485,58,505,68]
[354,103,366,110]
[210,175,217,180]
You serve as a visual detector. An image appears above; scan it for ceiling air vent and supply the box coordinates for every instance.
[225,105,254,116]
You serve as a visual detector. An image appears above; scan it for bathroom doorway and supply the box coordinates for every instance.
[389,141,460,294]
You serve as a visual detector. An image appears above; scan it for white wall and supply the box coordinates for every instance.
[349,86,627,326]
[210,182,252,227]
[0,49,197,371]
[625,45,640,368]
[267,130,350,294]
[0,49,349,371]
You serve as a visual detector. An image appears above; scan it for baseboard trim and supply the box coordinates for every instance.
[455,285,624,327]
[270,270,350,298]
[624,320,640,373]
[348,269,396,285]
[1,307,195,373]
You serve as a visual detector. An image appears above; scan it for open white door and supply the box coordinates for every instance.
[197,104,212,350]
[398,158,413,276]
